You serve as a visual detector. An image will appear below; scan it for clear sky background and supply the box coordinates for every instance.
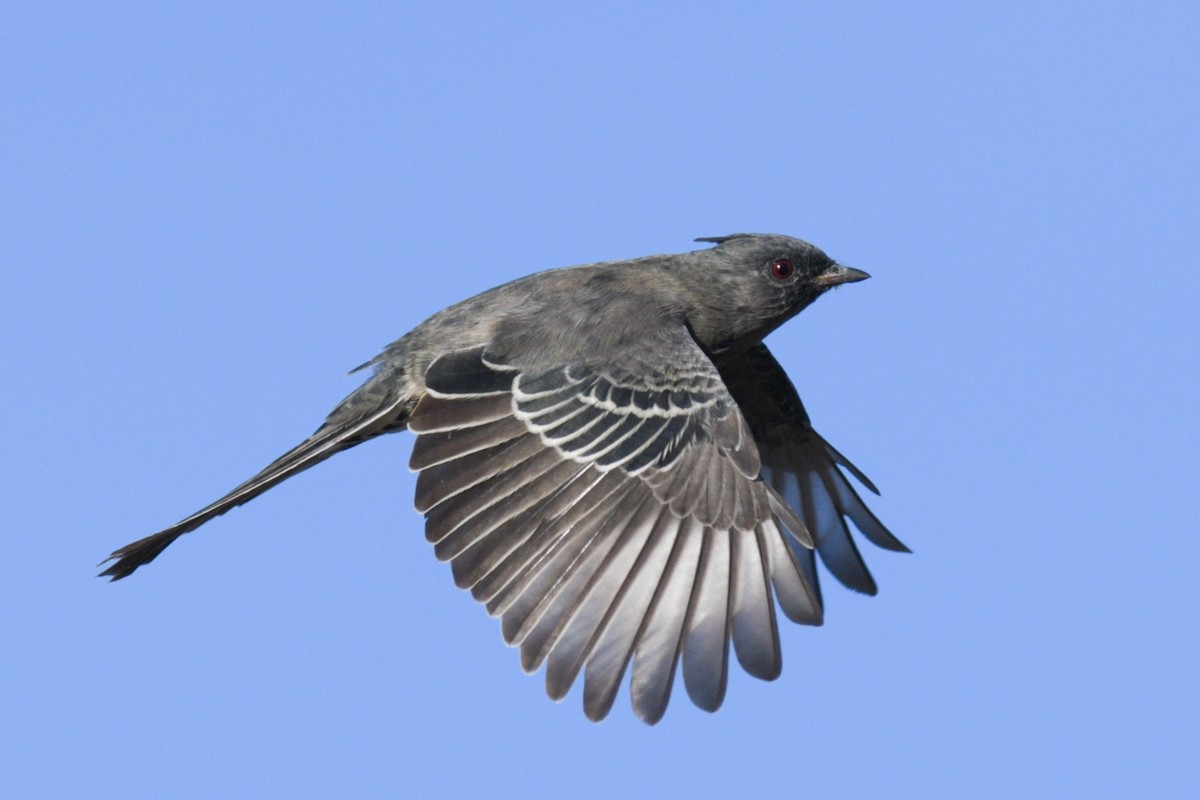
[3,3,1197,798]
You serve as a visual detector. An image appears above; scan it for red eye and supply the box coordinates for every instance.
[770,258,794,280]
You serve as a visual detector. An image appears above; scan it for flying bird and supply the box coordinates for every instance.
[102,233,907,723]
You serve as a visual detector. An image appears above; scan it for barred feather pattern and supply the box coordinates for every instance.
[409,344,831,723]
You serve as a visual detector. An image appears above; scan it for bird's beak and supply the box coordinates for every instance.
[814,263,871,287]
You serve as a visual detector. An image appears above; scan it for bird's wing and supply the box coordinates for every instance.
[408,337,822,723]
[718,343,908,601]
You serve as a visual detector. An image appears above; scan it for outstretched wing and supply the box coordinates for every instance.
[719,343,908,601]
[408,338,822,723]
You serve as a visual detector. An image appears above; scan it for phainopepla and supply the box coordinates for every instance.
[101,233,907,723]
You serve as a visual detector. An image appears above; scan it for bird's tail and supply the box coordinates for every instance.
[99,370,412,581]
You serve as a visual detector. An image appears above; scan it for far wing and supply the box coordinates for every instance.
[719,343,908,602]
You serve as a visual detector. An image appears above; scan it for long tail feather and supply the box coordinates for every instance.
[100,383,410,580]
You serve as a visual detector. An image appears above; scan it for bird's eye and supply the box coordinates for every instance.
[770,258,795,281]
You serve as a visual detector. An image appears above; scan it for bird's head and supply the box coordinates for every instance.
[682,233,869,352]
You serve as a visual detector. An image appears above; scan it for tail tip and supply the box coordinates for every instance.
[96,530,183,582]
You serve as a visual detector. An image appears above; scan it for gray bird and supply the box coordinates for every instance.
[102,233,907,723]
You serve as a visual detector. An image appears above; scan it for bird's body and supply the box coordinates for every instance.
[103,233,906,723]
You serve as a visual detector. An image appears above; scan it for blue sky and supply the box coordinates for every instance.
[3,2,1197,797]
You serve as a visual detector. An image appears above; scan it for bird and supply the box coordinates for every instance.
[101,233,907,724]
